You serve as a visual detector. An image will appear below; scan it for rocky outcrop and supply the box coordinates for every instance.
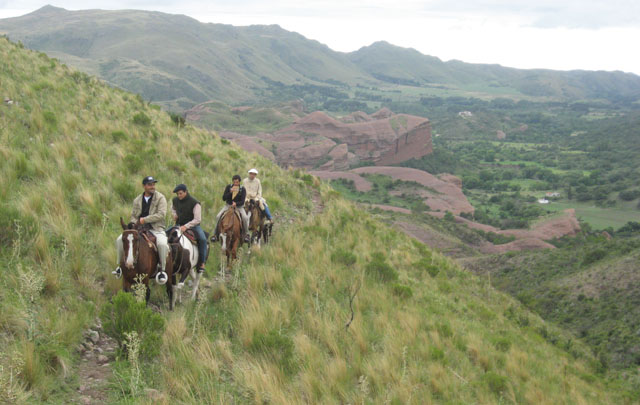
[352,166,474,215]
[269,110,432,170]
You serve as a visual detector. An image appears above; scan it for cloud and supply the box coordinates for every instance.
[423,0,640,29]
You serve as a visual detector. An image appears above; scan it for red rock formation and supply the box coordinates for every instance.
[352,166,474,215]
[309,171,372,192]
[270,110,432,170]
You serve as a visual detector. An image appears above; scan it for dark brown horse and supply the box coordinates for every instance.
[119,218,175,309]
[246,199,270,247]
[217,206,243,270]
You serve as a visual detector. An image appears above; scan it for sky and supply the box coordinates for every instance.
[1,0,639,75]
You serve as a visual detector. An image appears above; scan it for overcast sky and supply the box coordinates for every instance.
[1,1,639,74]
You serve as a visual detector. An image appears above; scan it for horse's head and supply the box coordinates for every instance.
[121,229,139,270]
[167,226,181,244]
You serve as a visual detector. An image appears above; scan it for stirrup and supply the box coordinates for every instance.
[156,271,168,285]
[112,267,122,279]
[210,235,218,242]
[197,266,205,274]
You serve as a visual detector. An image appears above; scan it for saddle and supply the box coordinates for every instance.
[222,208,242,222]
[141,230,157,250]
[135,223,157,250]
[183,229,198,245]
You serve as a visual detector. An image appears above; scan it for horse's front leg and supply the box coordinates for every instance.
[144,281,151,304]
[166,281,174,310]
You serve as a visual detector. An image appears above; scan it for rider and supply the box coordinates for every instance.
[243,168,273,225]
[171,184,207,273]
[211,174,250,243]
[113,176,170,284]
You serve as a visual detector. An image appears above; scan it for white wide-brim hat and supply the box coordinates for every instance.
[248,168,259,174]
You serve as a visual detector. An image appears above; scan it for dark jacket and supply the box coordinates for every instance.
[223,184,246,207]
[172,194,200,226]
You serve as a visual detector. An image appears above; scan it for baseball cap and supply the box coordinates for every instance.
[142,176,158,185]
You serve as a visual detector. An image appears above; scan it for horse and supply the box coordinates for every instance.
[246,199,270,247]
[167,226,204,304]
[216,206,243,271]
[119,218,175,309]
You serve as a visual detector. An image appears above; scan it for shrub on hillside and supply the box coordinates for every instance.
[482,372,508,396]
[331,248,357,267]
[114,181,137,203]
[582,248,607,266]
[169,112,186,127]
[249,329,296,375]
[188,150,210,169]
[111,130,127,143]
[413,257,439,277]
[42,111,57,126]
[166,160,187,174]
[619,189,640,201]
[392,284,413,299]
[124,154,144,174]
[365,252,398,282]
[100,291,165,360]
[132,112,151,126]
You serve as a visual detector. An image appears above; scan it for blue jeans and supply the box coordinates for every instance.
[263,203,272,220]
[191,225,208,265]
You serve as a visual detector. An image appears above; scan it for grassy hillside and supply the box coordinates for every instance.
[1,36,638,403]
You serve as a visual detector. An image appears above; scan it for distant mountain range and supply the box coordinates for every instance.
[2,5,640,110]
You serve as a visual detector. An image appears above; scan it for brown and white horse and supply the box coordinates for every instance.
[167,226,203,304]
[119,218,175,309]
[217,206,243,271]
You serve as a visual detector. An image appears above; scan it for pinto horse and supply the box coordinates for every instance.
[246,199,270,247]
[119,218,175,309]
[167,226,204,304]
[217,206,243,270]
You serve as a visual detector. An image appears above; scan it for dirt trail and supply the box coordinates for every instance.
[73,319,118,405]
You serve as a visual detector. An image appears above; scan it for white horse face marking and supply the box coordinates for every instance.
[125,233,135,269]
[221,233,227,251]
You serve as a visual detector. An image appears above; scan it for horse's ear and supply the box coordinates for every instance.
[120,217,126,230]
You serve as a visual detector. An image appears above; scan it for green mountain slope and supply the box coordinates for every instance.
[463,231,640,371]
[2,6,640,112]
[349,41,640,101]
[0,5,370,110]
[1,36,637,403]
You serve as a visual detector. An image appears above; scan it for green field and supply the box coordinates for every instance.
[546,201,640,230]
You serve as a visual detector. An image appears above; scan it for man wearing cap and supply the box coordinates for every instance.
[113,176,170,284]
[171,184,207,273]
[211,174,250,243]
[243,168,273,224]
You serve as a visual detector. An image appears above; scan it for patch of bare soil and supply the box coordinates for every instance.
[73,319,117,405]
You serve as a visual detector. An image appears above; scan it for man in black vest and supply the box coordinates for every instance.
[171,184,208,272]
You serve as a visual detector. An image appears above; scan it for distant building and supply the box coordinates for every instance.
[458,111,473,118]
[545,192,560,197]
[538,198,550,204]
